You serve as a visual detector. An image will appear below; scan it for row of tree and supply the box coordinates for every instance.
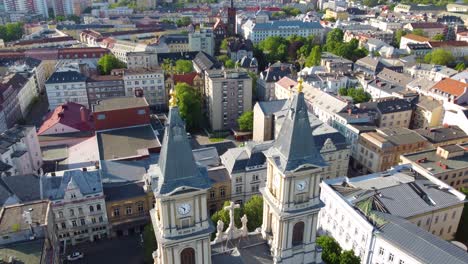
[0,23,23,42]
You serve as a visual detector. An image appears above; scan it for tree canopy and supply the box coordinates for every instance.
[338,87,371,103]
[142,224,156,264]
[324,29,368,61]
[432,33,445,41]
[424,49,455,66]
[237,111,253,131]
[0,23,24,42]
[175,60,194,73]
[97,54,126,75]
[176,17,192,27]
[243,195,263,231]
[317,236,360,264]
[455,62,466,72]
[305,45,322,67]
[393,29,407,47]
[175,83,202,131]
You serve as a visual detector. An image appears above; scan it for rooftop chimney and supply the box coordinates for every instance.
[80,107,86,123]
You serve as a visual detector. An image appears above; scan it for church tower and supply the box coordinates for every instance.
[151,93,214,264]
[227,0,236,36]
[261,79,325,264]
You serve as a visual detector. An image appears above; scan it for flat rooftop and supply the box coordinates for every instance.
[414,126,468,144]
[0,239,45,264]
[402,145,468,175]
[0,201,49,235]
[93,97,149,112]
[97,125,161,160]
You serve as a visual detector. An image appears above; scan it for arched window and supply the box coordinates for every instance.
[180,247,195,264]
[292,221,305,246]
[89,205,94,212]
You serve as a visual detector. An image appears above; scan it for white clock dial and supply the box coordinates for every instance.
[178,203,191,215]
[296,180,307,191]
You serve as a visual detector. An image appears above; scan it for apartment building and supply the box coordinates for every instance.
[126,52,158,70]
[188,28,215,56]
[356,128,428,173]
[243,20,324,44]
[414,126,468,148]
[204,69,252,131]
[318,165,468,264]
[401,143,468,190]
[0,125,42,176]
[45,70,88,110]
[86,75,125,107]
[358,97,413,129]
[41,167,110,246]
[123,68,166,111]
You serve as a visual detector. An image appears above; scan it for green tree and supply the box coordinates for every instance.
[243,195,263,231]
[338,87,348,96]
[248,71,258,98]
[225,59,235,68]
[142,224,157,264]
[455,62,466,71]
[412,29,426,37]
[175,59,193,73]
[97,54,126,75]
[220,38,229,50]
[258,36,289,62]
[211,201,243,231]
[237,111,253,131]
[362,0,379,7]
[424,49,455,66]
[176,17,192,27]
[281,6,302,16]
[0,23,24,42]
[175,83,202,131]
[67,15,81,24]
[394,29,407,47]
[340,250,361,264]
[55,15,66,22]
[317,236,342,264]
[305,45,322,67]
[348,88,371,103]
[432,33,445,41]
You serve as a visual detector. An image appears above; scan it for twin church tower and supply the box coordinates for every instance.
[151,80,324,264]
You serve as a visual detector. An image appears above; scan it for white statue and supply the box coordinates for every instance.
[224,201,240,239]
[241,214,248,237]
[214,219,224,243]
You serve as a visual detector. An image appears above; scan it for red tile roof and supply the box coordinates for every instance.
[173,72,198,86]
[408,22,445,29]
[403,34,430,42]
[429,41,468,48]
[432,78,468,97]
[38,102,94,135]
[276,76,298,90]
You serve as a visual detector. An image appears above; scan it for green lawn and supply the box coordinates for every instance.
[209,138,225,143]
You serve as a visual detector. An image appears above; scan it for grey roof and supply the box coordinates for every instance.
[0,175,41,203]
[192,147,220,168]
[153,107,212,195]
[256,100,287,115]
[359,98,412,114]
[93,97,148,112]
[100,158,154,184]
[266,91,326,172]
[374,211,468,264]
[211,233,272,264]
[414,126,468,144]
[221,141,273,174]
[42,169,103,200]
[193,51,222,71]
[45,70,87,84]
[207,167,230,183]
[104,182,146,202]
[260,63,292,82]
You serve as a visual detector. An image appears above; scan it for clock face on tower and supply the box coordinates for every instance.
[178,203,191,216]
[296,180,307,192]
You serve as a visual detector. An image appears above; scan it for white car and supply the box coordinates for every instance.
[67,252,84,261]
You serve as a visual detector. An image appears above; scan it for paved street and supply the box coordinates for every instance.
[64,236,144,264]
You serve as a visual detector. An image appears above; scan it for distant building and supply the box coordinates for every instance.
[414,125,468,148]
[126,52,158,70]
[204,69,252,131]
[0,201,59,264]
[320,52,353,74]
[356,128,428,173]
[86,75,125,107]
[253,100,287,142]
[358,97,413,129]
[318,164,468,264]
[258,62,294,101]
[243,20,324,44]
[123,68,166,111]
[188,28,215,56]
[37,102,93,136]
[42,167,110,246]
[403,22,446,39]
[227,38,254,62]
[411,96,444,129]
[45,70,88,110]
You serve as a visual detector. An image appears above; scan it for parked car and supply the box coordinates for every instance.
[67,252,84,261]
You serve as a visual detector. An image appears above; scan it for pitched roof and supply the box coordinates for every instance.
[431,78,468,97]
[0,175,41,203]
[253,21,323,31]
[266,90,326,172]
[402,34,430,42]
[45,70,87,84]
[193,51,222,71]
[172,72,199,86]
[38,102,94,135]
[93,97,148,112]
[374,211,468,264]
[42,169,103,200]
[276,76,297,90]
[153,107,212,195]
[408,22,445,29]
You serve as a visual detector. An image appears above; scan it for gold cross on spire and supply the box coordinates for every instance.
[169,89,177,108]
[297,77,304,93]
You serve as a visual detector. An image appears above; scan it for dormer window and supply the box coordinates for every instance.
[70,193,76,199]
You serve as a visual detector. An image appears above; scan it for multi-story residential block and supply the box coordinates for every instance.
[165,72,204,100]
[356,128,428,173]
[162,35,189,53]
[0,125,42,176]
[2,72,38,120]
[318,164,468,264]
[403,22,446,39]
[204,69,252,131]
[358,97,413,129]
[428,77,468,105]
[123,68,166,111]
[354,56,404,76]
[253,99,288,142]
[243,20,324,44]
[411,95,444,129]
[221,141,272,205]
[414,125,468,148]
[320,52,353,74]
[45,70,88,111]
[126,52,159,70]
[41,167,110,246]
[399,33,431,50]
[401,143,468,190]
[100,159,154,237]
[86,75,125,107]
[227,38,254,62]
[188,28,215,56]
[3,0,49,18]
[206,166,231,215]
[405,64,457,82]
[258,62,294,101]
[0,201,60,263]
